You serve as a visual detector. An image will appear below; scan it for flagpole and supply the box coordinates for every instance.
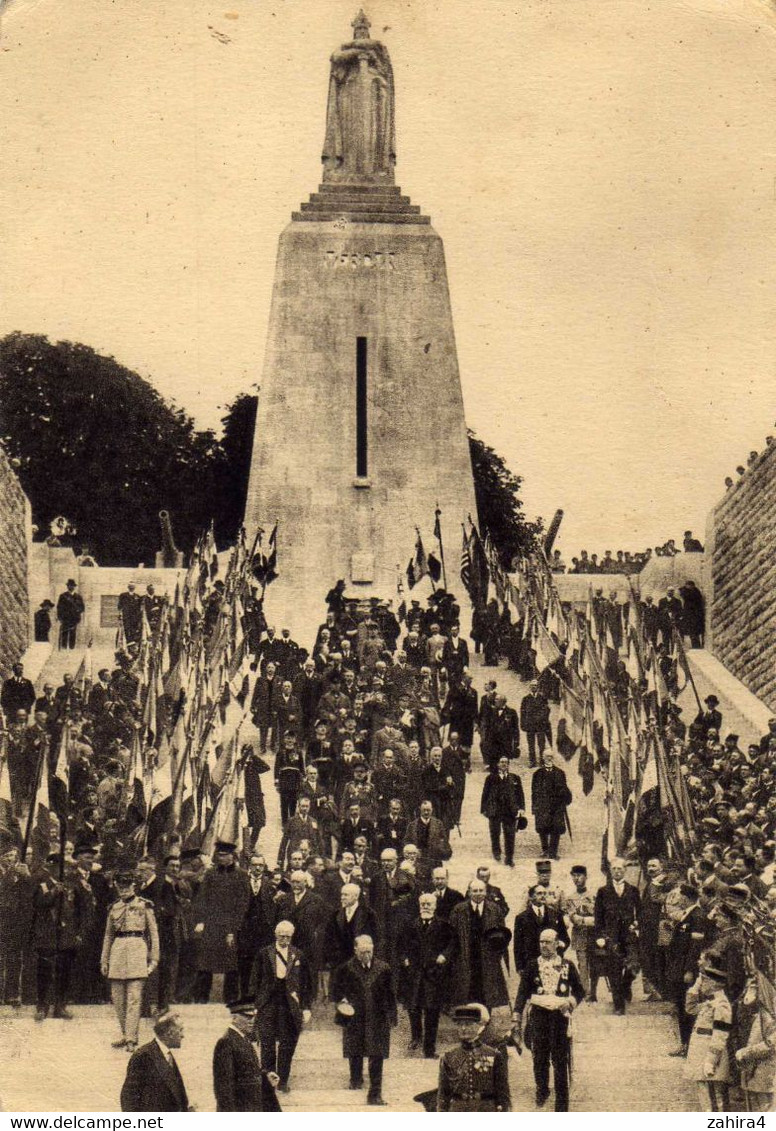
[434,505,448,591]
[672,626,704,715]
[20,741,47,863]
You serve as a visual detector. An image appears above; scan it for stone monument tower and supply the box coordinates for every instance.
[245,12,478,637]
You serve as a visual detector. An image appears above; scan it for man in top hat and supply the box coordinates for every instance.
[118,582,143,645]
[694,696,722,739]
[120,1010,193,1111]
[145,854,187,1013]
[437,1003,511,1111]
[512,927,584,1111]
[254,920,313,1094]
[101,868,160,1051]
[192,841,251,1004]
[56,579,85,649]
[213,998,281,1111]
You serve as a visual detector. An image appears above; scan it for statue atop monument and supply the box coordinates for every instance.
[322,10,396,184]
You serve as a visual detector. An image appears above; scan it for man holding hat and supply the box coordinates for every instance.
[437,1003,511,1111]
[331,934,397,1105]
[213,998,281,1111]
[512,928,584,1110]
[480,755,526,867]
[101,867,160,1051]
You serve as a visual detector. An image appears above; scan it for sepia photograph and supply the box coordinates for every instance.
[1,0,776,1115]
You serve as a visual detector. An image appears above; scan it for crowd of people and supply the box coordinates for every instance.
[551,531,705,575]
[0,524,775,1113]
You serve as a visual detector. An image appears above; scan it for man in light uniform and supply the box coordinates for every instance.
[101,869,159,1051]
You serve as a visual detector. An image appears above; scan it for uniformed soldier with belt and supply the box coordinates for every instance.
[436,1003,511,1111]
[101,869,160,1052]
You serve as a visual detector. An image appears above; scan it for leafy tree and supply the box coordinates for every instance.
[0,333,221,565]
[0,333,541,570]
[214,390,258,545]
[468,430,543,566]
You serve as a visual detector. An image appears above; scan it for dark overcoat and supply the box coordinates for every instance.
[396,915,454,1009]
[448,900,509,1008]
[193,864,251,972]
[213,1028,266,1111]
[330,956,397,1058]
[531,765,572,834]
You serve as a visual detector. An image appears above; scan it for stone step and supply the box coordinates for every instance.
[300,200,421,216]
[291,210,430,225]
[316,183,404,196]
[309,191,412,205]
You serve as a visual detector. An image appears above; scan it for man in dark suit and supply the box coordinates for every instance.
[87,669,113,716]
[120,1012,193,1111]
[237,855,276,997]
[404,800,452,870]
[513,883,569,974]
[326,883,378,969]
[441,625,469,683]
[397,892,453,1057]
[292,659,322,739]
[593,858,641,1014]
[1,663,35,720]
[276,796,323,870]
[664,883,712,1056]
[331,934,397,1105]
[213,998,281,1111]
[430,867,464,921]
[519,682,552,768]
[513,928,585,1111]
[376,798,408,853]
[531,750,572,859]
[145,855,187,1012]
[254,921,313,1094]
[482,695,520,769]
[250,661,279,752]
[475,865,510,918]
[274,871,325,996]
[480,755,526,867]
[694,694,723,738]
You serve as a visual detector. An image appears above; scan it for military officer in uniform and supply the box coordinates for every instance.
[684,960,733,1112]
[436,1003,511,1111]
[512,927,584,1111]
[101,869,160,1052]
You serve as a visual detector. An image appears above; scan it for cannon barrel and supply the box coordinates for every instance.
[158,510,181,568]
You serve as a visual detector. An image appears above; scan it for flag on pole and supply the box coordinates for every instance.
[0,743,15,836]
[50,724,70,822]
[406,529,429,589]
[460,524,473,597]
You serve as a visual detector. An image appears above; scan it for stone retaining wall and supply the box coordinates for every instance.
[707,443,776,711]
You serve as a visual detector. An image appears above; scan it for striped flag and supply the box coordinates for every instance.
[460,524,473,597]
[50,723,70,822]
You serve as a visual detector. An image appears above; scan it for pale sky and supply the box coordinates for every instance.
[2,0,775,557]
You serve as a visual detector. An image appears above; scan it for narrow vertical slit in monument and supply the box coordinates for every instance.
[356,336,368,478]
